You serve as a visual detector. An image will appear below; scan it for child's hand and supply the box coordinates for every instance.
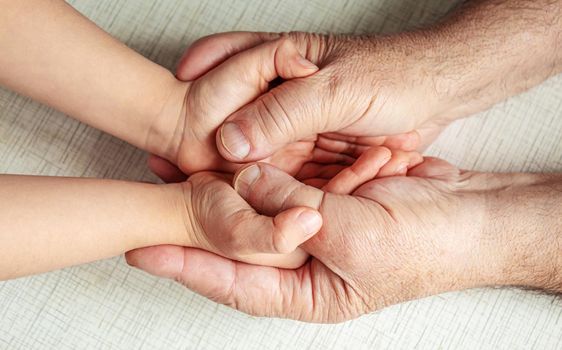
[171,171,322,269]
[148,37,319,176]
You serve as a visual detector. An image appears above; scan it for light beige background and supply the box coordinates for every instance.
[0,0,561,349]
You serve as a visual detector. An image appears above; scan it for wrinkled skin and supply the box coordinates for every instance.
[128,158,490,323]
[169,31,453,167]
[148,31,427,183]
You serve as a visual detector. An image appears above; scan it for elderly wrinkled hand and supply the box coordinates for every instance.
[129,158,562,322]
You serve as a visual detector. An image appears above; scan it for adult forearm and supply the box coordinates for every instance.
[0,0,186,156]
[0,176,187,280]
[414,0,562,121]
[474,173,562,292]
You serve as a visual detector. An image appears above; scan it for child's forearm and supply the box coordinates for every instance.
[0,0,184,156]
[0,175,187,280]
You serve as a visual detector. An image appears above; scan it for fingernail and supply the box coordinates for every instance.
[234,164,261,198]
[297,56,319,71]
[396,162,409,174]
[220,123,250,160]
[297,210,322,237]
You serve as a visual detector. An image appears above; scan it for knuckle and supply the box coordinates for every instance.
[255,92,295,140]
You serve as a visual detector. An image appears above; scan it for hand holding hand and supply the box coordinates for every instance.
[129,157,488,321]
[170,31,451,168]
[131,154,562,322]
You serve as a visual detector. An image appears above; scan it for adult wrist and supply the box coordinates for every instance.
[470,173,562,291]
[412,0,562,123]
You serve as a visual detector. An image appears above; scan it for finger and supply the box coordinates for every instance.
[376,150,423,178]
[176,32,278,81]
[127,245,326,320]
[302,178,329,188]
[147,155,188,183]
[322,146,392,194]
[295,163,346,181]
[216,71,324,162]
[381,131,421,152]
[320,133,386,146]
[315,136,373,158]
[407,157,460,180]
[234,163,325,218]
[231,206,323,255]
[320,131,421,152]
[311,148,356,164]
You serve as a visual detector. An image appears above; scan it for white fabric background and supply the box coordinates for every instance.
[0,0,561,348]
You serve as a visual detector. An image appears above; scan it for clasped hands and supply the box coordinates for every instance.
[1,0,559,324]
[119,28,562,323]
[125,32,512,322]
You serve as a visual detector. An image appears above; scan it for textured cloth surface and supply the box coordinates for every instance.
[0,0,561,349]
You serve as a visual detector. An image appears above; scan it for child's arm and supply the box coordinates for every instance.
[0,0,318,173]
[0,175,184,279]
[0,0,182,155]
[0,174,320,280]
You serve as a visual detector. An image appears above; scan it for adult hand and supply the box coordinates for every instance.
[128,160,562,322]
[147,32,421,183]
[159,0,562,168]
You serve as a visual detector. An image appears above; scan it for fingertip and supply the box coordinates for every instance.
[125,245,186,279]
[275,38,318,79]
[274,207,322,253]
[217,122,251,161]
[296,56,319,71]
[296,208,323,238]
[375,146,392,164]
[408,151,424,168]
[382,131,421,152]
[233,163,261,198]
[147,155,188,183]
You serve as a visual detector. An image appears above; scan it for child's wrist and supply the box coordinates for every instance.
[144,79,190,164]
[140,182,195,248]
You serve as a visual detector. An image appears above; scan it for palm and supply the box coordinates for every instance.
[295,162,465,321]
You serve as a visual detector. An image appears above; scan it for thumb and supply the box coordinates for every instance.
[194,36,319,122]
[407,157,460,181]
[233,163,325,217]
[176,32,278,81]
[217,76,324,162]
[180,37,318,174]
